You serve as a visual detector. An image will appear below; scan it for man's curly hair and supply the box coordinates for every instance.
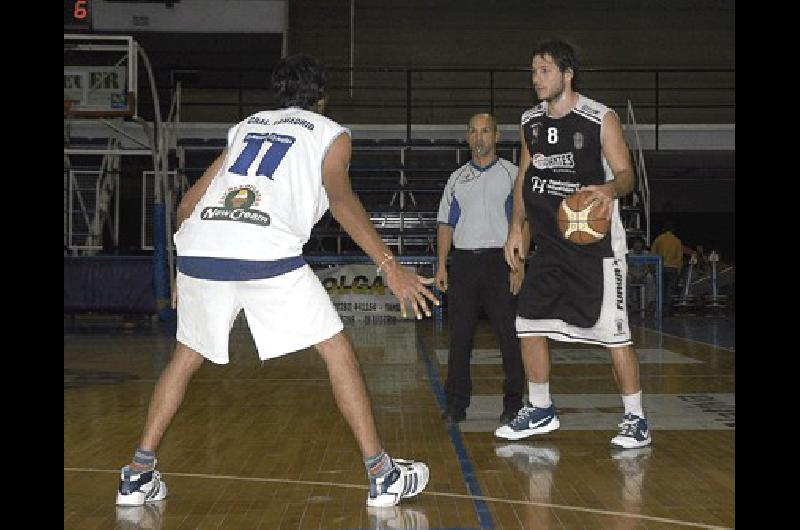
[271,54,326,110]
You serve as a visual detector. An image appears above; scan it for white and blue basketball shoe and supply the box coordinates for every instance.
[611,413,652,449]
[367,458,429,507]
[494,402,560,440]
[116,464,168,506]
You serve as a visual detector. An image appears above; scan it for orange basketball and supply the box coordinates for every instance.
[557,190,610,244]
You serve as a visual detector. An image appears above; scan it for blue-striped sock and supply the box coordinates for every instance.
[364,450,393,480]
[131,448,156,472]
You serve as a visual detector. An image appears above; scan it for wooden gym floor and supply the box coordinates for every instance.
[64,314,734,529]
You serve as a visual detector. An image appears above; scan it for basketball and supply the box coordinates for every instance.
[557,190,610,244]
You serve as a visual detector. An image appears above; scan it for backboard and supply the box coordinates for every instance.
[64,34,138,118]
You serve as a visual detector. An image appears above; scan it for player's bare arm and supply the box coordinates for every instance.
[322,133,439,319]
[581,111,635,219]
[176,149,228,228]
[505,125,531,271]
[508,218,530,295]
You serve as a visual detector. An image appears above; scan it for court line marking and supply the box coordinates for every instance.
[417,334,494,530]
[630,324,735,352]
[64,467,730,529]
[467,375,734,380]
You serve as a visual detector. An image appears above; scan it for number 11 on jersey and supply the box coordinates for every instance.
[229,132,296,179]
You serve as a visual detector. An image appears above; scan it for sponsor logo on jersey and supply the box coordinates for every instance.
[531,152,575,170]
[573,132,584,150]
[529,176,580,197]
[530,176,547,194]
[579,104,601,116]
[200,185,271,226]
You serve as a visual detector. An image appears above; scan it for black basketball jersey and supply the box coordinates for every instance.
[521,94,628,258]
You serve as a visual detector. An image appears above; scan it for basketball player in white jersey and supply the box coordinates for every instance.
[116,54,436,508]
[497,40,651,449]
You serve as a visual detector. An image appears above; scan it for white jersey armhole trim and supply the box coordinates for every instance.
[599,107,618,151]
[226,123,241,149]
[320,127,352,180]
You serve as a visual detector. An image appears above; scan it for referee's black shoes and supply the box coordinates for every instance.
[441,407,466,423]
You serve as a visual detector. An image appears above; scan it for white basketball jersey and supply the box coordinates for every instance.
[174,108,348,260]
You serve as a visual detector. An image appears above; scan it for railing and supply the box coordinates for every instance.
[626,100,651,244]
[159,66,734,148]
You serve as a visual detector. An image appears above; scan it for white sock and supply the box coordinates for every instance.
[621,391,644,418]
[528,381,551,408]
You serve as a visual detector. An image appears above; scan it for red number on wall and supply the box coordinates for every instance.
[74,0,88,20]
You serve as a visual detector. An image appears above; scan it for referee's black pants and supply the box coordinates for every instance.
[444,248,525,415]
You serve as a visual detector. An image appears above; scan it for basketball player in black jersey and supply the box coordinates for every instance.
[495,40,651,449]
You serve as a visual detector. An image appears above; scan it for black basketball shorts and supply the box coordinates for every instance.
[516,249,632,346]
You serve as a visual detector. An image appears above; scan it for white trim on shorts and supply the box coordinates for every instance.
[516,256,632,347]
[175,265,343,364]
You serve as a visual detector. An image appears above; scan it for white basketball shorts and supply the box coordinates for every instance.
[175,265,343,364]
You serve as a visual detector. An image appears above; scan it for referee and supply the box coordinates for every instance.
[436,113,530,424]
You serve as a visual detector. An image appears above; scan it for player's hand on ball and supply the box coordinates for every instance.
[383,262,440,319]
[579,183,614,220]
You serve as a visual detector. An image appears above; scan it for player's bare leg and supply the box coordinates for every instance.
[495,336,559,439]
[314,331,382,457]
[608,345,641,395]
[117,342,204,505]
[522,336,550,383]
[137,342,205,456]
[608,345,651,449]
[315,331,429,506]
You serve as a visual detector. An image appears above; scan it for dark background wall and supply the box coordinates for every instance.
[290,0,734,69]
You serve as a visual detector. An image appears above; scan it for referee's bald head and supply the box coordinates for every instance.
[468,113,497,132]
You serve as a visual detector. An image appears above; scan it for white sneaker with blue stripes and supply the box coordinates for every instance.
[116,464,168,506]
[367,458,429,507]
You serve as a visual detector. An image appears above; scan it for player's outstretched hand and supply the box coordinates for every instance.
[383,262,440,319]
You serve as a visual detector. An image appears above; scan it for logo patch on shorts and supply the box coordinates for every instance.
[615,318,625,335]
[614,266,624,310]
[201,185,271,226]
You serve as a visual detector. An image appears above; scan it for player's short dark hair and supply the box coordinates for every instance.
[532,39,580,90]
[271,54,326,110]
